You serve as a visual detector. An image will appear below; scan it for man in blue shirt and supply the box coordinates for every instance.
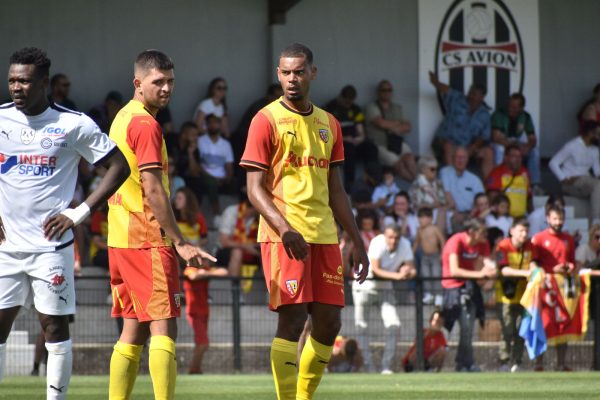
[430,71,493,178]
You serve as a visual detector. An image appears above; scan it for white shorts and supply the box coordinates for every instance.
[0,245,76,315]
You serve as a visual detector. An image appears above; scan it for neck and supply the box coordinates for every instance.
[511,237,522,249]
[133,94,158,117]
[282,97,311,113]
[22,98,50,116]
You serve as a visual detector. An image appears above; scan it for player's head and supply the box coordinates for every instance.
[417,207,433,226]
[467,83,487,108]
[546,204,565,233]
[338,84,357,107]
[508,92,525,118]
[509,217,529,246]
[429,309,444,330]
[504,143,522,171]
[277,43,316,104]
[205,113,222,135]
[452,146,469,172]
[133,49,174,113]
[377,80,394,102]
[464,218,487,244]
[8,47,51,114]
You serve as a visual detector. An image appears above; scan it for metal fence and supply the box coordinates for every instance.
[5,272,600,375]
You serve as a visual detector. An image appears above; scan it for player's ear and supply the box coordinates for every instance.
[133,77,141,90]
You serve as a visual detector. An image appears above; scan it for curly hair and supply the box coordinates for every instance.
[9,47,51,78]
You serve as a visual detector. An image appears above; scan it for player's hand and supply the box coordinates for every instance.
[480,264,497,279]
[175,241,217,267]
[352,246,369,284]
[281,229,308,261]
[43,214,74,240]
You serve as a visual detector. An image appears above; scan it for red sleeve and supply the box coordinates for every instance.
[447,234,461,256]
[496,241,509,267]
[485,168,502,191]
[196,213,208,238]
[329,116,344,165]
[240,112,273,171]
[126,116,164,171]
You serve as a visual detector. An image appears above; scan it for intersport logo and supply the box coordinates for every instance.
[434,0,524,112]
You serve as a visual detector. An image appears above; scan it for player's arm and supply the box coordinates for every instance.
[329,165,369,283]
[141,168,215,266]
[44,148,130,240]
[246,168,308,261]
[429,71,450,95]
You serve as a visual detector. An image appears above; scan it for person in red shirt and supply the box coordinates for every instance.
[441,219,496,371]
[530,205,576,371]
[402,310,447,372]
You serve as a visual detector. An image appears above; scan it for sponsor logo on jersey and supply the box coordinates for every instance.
[284,151,329,169]
[42,126,67,136]
[319,129,329,143]
[0,153,58,176]
[1,129,10,140]
[434,0,524,112]
[40,137,53,149]
[21,128,36,144]
[313,117,329,127]
[285,279,298,296]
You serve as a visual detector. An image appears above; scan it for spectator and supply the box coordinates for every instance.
[575,224,600,270]
[383,192,419,242]
[88,90,124,133]
[233,83,283,163]
[485,193,513,237]
[89,202,109,269]
[413,207,445,305]
[198,113,235,215]
[327,336,364,373]
[495,218,536,372]
[174,121,203,200]
[440,147,485,232]
[168,155,186,201]
[193,77,229,137]
[402,310,447,372]
[352,225,416,374]
[470,192,491,221]
[371,166,400,213]
[528,194,565,236]
[173,187,209,249]
[549,120,600,224]
[530,205,576,371]
[217,191,260,278]
[490,93,541,189]
[486,143,532,218]
[350,162,382,210]
[356,208,380,251]
[365,80,417,182]
[441,219,496,372]
[409,155,454,232]
[325,85,378,190]
[429,71,493,177]
[49,72,78,110]
[156,106,176,149]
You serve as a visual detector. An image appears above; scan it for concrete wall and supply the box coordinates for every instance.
[0,0,599,156]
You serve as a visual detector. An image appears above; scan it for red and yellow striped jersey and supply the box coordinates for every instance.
[240,99,343,244]
[107,100,170,248]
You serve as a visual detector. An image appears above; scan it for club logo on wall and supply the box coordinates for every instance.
[435,0,524,113]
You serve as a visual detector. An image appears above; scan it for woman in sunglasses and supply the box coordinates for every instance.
[193,76,230,137]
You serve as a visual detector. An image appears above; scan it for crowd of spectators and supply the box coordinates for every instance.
[41,70,600,375]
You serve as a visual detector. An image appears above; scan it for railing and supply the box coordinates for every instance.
[5,273,600,374]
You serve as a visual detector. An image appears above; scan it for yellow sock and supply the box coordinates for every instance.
[109,341,143,400]
[297,336,333,400]
[149,335,177,400]
[270,337,299,400]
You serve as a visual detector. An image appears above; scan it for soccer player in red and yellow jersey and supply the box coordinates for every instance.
[241,43,369,400]
[107,50,214,400]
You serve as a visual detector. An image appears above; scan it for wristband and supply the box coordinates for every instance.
[60,202,91,226]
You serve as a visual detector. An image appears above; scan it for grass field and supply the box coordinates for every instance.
[1,372,599,399]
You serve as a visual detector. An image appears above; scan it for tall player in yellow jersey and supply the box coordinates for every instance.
[107,50,214,400]
[241,43,369,400]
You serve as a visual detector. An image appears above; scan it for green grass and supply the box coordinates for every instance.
[1,372,600,399]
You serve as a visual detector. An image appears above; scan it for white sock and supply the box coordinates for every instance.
[45,339,72,400]
[0,342,6,382]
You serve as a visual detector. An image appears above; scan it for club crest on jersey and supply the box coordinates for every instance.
[21,128,36,144]
[47,265,69,295]
[319,129,329,143]
[41,137,53,149]
[285,279,298,296]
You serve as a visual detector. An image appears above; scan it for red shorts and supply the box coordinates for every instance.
[183,279,209,316]
[261,242,344,311]
[186,313,209,345]
[109,247,181,322]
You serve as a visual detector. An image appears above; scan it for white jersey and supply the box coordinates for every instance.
[0,102,116,253]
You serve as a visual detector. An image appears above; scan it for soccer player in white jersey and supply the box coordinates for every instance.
[0,47,129,399]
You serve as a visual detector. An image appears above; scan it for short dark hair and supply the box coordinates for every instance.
[546,204,565,217]
[280,43,313,65]
[512,217,529,229]
[510,92,526,107]
[50,73,67,87]
[9,47,51,78]
[545,193,565,209]
[205,113,221,124]
[180,121,198,132]
[417,207,433,218]
[340,85,357,100]
[492,193,510,207]
[134,49,174,72]
[470,82,487,96]
[505,143,522,155]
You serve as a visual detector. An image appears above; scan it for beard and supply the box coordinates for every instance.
[550,223,563,233]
